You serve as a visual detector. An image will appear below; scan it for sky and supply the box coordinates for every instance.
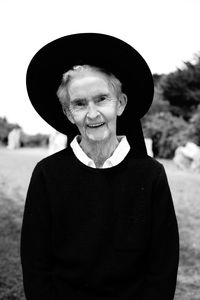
[0,0,200,134]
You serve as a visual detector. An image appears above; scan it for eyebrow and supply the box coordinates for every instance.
[94,93,110,98]
[71,93,110,103]
[70,97,86,103]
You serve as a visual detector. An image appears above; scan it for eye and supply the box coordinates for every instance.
[97,95,107,102]
[70,99,87,112]
[76,101,84,106]
[74,100,86,107]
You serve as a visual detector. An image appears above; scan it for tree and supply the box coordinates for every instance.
[188,104,200,146]
[143,112,192,158]
[0,117,21,145]
[161,54,200,119]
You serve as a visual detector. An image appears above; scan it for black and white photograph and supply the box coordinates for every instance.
[0,1,200,299]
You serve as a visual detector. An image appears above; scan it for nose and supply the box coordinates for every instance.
[87,102,100,119]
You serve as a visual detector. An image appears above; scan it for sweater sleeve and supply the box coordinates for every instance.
[20,163,55,300]
[142,165,179,300]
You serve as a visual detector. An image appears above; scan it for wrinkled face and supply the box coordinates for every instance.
[66,70,126,144]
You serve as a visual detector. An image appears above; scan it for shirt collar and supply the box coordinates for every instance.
[70,135,130,168]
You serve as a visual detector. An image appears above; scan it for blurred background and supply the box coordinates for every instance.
[0,0,200,299]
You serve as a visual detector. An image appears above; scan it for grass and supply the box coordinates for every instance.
[160,159,200,300]
[0,147,200,299]
[0,147,47,300]
[0,192,24,300]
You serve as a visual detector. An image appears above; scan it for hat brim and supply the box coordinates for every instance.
[26,33,154,141]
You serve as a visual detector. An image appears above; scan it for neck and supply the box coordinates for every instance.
[80,135,119,168]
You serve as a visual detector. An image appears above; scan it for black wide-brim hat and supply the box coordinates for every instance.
[26,33,154,144]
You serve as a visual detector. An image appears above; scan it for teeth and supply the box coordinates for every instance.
[88,123,104,128]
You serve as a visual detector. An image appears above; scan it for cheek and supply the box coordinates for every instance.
[72,113,86,128]
[102,107,118,122]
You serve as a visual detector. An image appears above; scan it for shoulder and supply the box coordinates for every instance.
[127,153,165,175]
[145,156,166,173]
[117,154,168,190]
[35,147,76,174]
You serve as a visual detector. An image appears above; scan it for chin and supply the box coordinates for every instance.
[87,136,105,143]
[87,132,111,143]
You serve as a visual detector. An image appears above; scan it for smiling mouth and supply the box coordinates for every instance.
[87,122,105,128]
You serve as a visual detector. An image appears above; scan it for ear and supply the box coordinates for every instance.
[117,93,128,116]
[63,106,75,124]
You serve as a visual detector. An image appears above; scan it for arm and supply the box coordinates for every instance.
[20,163,54,300]
[142,165,179,300]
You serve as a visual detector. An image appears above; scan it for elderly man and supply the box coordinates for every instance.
[21,33,179,300]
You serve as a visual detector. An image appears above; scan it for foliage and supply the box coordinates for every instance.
[142,56,200,158]
[152,73,164,86]
[0,117,21,145]
[188,104,200,145]
[145,84,170,116]
[142,112,192,158]
[21,133,49,147]
[161,54,200,119]
[0,117,49,147]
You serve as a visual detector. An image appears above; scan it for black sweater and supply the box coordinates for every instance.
[20,147,179,300]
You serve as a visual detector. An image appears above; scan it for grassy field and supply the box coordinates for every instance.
[0,147,200,299]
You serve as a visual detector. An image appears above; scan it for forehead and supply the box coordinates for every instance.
[68,70,112,99]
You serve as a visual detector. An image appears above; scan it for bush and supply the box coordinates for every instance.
[142,112,192,158]
[146,86,170,116]
[188,104,200,146]
[0,116,49,148]
[21,133,49,148]
[0,117,21,146]
[161,54,200,120]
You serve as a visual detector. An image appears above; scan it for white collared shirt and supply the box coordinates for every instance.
[70,135,130,168]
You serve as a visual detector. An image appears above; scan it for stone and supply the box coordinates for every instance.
[48,131,68,155]
[7,128,21,149]
[173,142,200,172]
[145,138,153,157]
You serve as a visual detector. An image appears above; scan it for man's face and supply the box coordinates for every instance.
[66,70,126,144]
